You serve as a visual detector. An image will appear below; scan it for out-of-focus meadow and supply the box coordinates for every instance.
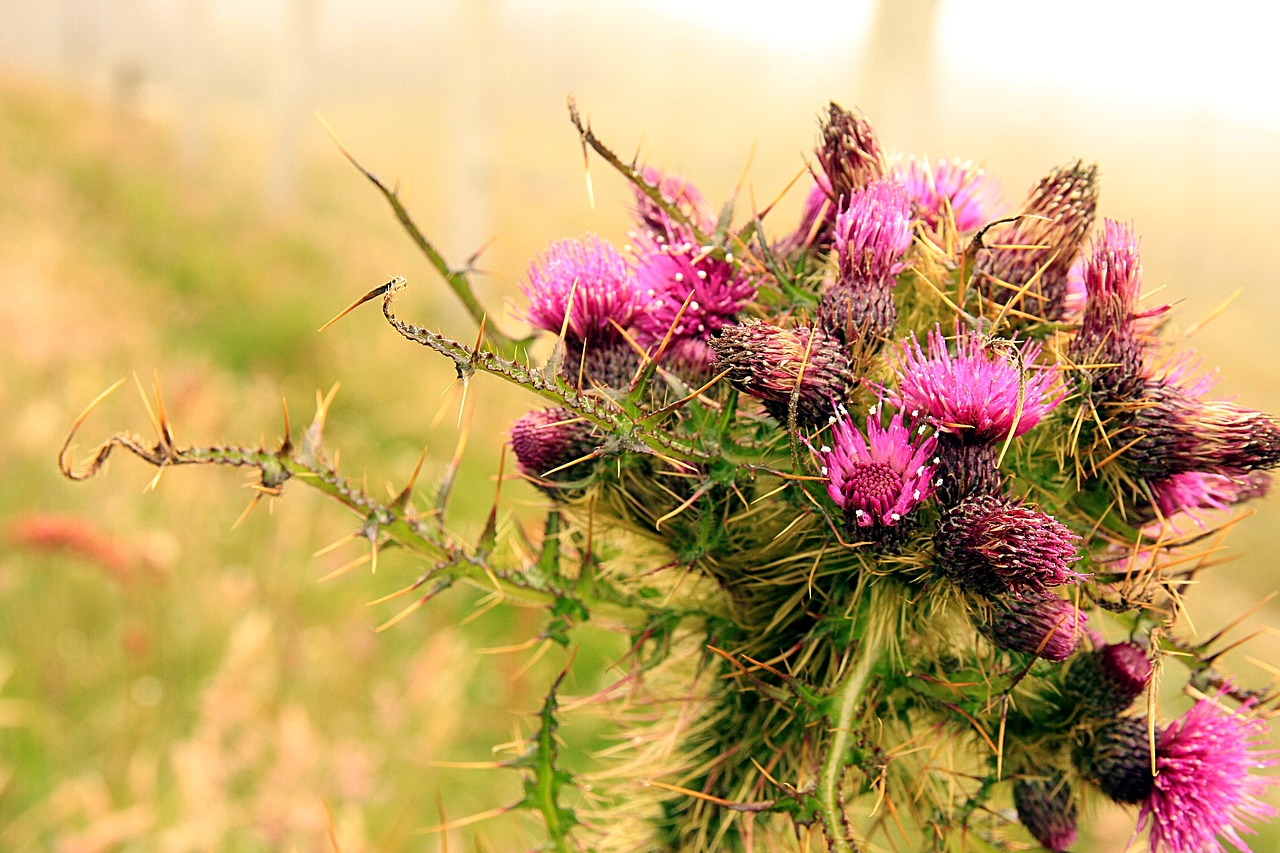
[2,2,1280,850]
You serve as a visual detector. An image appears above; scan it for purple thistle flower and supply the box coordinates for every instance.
[1064,641,1153,716]
[975,160,1099,322]
[632,166,716,244]
[935,493,1083,597]
[1014,775,1078,852]
[891,155,1003,233]
[510,408,600,484]
[1149,470,1271,525]
[710,321,855,427]
[893,324,1064,445]
[631,238,757,367]
[818,179,913,345]
[521,236,640,344]
[816,102,886,208]
[810,404,939,533]
[1137,695,1279,853]
[981,593,1087,661]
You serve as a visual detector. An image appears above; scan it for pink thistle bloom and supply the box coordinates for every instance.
[1137,695,1279,853]
[891,155,1002,233]
[810,404,939,531]
[510,408,600,484]
[1150,470,1271,525]
[633,166,716,244]
[893,324,1064,444]
[631,238,757,367]
[521,236,640,344]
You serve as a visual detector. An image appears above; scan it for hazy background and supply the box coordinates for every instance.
[2,1,1279,849]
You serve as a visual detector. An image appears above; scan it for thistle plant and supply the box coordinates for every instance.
[59,100,1280,851]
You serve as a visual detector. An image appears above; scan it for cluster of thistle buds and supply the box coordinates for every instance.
[503,102,1280,851]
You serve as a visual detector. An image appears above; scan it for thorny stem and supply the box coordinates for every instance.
[817,633,881,853]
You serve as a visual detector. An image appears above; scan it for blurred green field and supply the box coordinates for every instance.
[0,77,629,851]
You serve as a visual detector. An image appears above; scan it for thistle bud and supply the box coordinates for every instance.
[981,593,1087,662]
[710,321,855,427]
[1063,641,1152,716]
[816,102,886,206]
[1078,717,1155,804]
[510,408,600,484]
[976,160,1098,322]
[1013,776,1078,852]
[934,493,1083,597]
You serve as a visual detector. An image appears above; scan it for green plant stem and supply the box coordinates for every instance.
[818,634,881,853]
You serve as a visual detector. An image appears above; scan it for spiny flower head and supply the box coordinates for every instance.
[816,102,886,206]
[1013,776,1078,852]
[710,321,855,427]
[511,408,600,483]
[1139,696,1278,853]
[632,166,716,244]
[981,593,1087,661]
[631,239,757,367]
[891,155,1002,233]
[810,404,939,532]
[521,235,640,344]
[935,493,1083,597]
[976,159,1099,322]
[1064,641,1153,717]
[1149,470,1272,524]
[893,324,1064,444]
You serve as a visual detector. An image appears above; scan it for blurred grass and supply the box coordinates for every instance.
[0,77,624,851]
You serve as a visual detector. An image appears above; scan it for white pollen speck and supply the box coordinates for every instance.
[935,478,943,486]
[828,415,838,424]
[690,301,701,310]
[725,252,734,262]
[820,445,831,453]
[911,408,920,417]
[918,426,927,435]
[838,404,849,415]
[891,512,901,521]
[674,273,684,282]
[821,466,829,476]
[932,457,940,464]
[696,270,708,280]
[855,509,866,518]
[869,404,879,415]
[913,489,921,500]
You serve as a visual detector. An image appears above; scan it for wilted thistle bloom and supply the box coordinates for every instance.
[1069,220,1158,399]
[521,235,640,344]
[981,593,1086,661]
[816,101,886,207]
[510,408,600,483]
[1013,775,1078,852]
[975,159,1098,322]
[935,493,1082,597]
[631,239,757,367]
[810,405,939,534]
[818,179,912,346]
[891,155,1002,233]
[1063,641,1153,716]
[632,166,716,244]
[710,321,855,427]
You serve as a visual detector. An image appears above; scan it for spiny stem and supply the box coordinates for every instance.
[818,635,881,853]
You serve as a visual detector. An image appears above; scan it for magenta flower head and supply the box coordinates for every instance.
[631,239,757,367]
[981,593,1087,661]
[510,408,600,485]
[1063,641,1153,716]
[1069,220,1158,399]
[1149,470,1271,524]
[809,404,939,536]
[1013,775,1078,852]
[934,493,1083,597]
[710,321,855,427]
[521,235,640,345]
[891,155,1002,233]
[816,102,886,206]
[632,166,716,244]
[975,159,1099,322]
[818,179,913,346]
[894,325,1063,445]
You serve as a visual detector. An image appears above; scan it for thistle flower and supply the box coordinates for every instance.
[632,166,716,244]
[934,493,1083,597]
[818,179,912,347]
[1069,220,1157,399]
[816,102,886,206]
[981,593,1087,661]
[511,408,600,483]
[1137,695,1279,853]
[710,321,855,427]
[1063,641,1153,717]
[1082,716,1156,804]
[1149,470,1272,523]
[891,155,1002,233]
[810,405,939,534]
[1014,775,1078,852]
[521,235,640,344]
[631,239,757,367]
[975,160,1099,322]
[893,325,1064,444]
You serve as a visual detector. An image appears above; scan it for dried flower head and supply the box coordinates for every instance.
[521,235,640,344]
[816,102,886,206]
[891,155,1002,233]
[710,321,855,427]
[981,593,1087,661]
[935,493,1083,597]
[1013,776,1078,852]
[975,159,1099,322]
[810,404,939,534]
[894,325,1064,445]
